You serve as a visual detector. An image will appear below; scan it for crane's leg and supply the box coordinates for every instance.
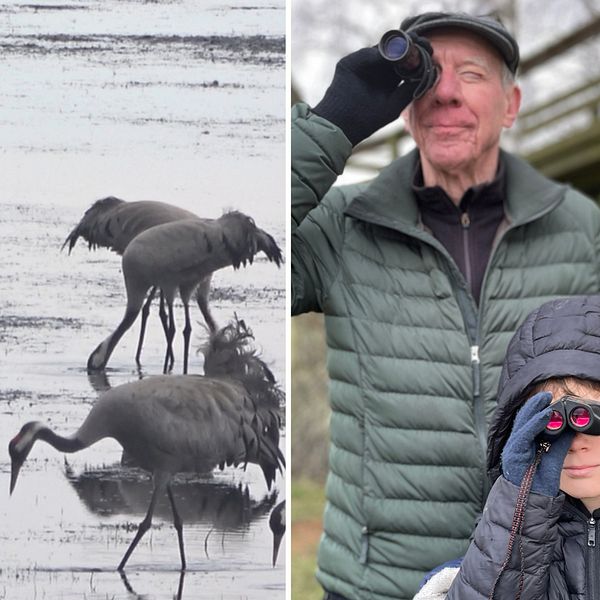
[158,292,174,371]
[163,301,176,374]
[118,570,135,593]
[118,474,167,571]
[176,571,185,599]
[182,302,191,375]
[135,286,158,366]
[195,275,217,332]
[167,482,186,571]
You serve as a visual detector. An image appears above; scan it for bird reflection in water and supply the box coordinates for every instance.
[86,363,148,394]
[86,368,114,394]
[63,462,279,544]
[120,570,185,600]
[269,500,285,567]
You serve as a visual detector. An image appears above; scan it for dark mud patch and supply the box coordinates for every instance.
[0,388,35,404]
[0,315,83,330]
[210,285,285,304]
[17,3,90,10]
[0,389,74,405]
[227,5,281,9]
[125,79,249,90]
[0,33,285,65]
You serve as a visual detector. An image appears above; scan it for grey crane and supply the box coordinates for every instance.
[8,318,285,571]
[63,196,215,366]
[86,210,282,374]
[269,500,285,567]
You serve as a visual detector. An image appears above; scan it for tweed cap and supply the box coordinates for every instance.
[487,295,600,483]
[401,12,520,74]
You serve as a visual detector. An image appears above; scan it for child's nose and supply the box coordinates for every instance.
[568,431,592,452]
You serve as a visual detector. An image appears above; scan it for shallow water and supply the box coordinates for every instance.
[0,1,285,598]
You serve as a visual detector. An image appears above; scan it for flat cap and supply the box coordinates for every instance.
[402,12,520,75]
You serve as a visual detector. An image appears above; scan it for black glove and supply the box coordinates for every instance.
[313,34,436,146]
[501,392,574,497]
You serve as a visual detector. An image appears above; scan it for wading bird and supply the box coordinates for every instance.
[87,210,282,374]
[269,500,285,567]
[63,196,215,365]
[8,318,285,571]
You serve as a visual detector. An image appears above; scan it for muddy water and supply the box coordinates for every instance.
[0,1,285,598]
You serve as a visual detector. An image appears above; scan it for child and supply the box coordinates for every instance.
[417,295,600,599]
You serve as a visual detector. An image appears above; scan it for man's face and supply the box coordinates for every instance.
[403,30,520,178]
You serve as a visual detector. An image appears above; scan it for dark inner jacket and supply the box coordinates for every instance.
[415,161,506,305]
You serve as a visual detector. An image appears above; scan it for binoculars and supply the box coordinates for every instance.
[378,30,422,72]
[545,396,600,436]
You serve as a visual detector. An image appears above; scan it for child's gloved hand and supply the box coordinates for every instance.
[501,391,574,496]
[312,38,435,146]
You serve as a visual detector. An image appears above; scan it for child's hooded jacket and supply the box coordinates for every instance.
[447,295,600,599]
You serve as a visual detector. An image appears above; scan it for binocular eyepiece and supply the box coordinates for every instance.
[377,29,439,99]
[378,30,422,72]
[545,396,600,436]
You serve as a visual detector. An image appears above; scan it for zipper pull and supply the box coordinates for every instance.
[461,212,470,228]
[588,517,596,547]
[539,441,551,453]
[359,526,369,564]
[470,345,481,398]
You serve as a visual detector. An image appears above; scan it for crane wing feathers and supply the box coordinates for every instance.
[63,198,199,255]
[255,229,283,267]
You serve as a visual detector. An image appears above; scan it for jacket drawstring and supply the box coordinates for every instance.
[488,441,550,600]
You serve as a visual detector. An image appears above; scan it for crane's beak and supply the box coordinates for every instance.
[9,458,23,495]
[272,531,283,567]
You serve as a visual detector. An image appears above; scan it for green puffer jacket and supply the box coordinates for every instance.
[291,103,600,600]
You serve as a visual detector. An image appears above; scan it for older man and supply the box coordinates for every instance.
[291,12,600,600]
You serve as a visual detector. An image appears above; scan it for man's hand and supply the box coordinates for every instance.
[313,35,436,146]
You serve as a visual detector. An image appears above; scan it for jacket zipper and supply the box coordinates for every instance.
[415,233,487,502]
[588,517,598,600]
[461,211,472,289]
[461,212,487,499]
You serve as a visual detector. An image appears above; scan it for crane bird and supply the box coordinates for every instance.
[269,500,285,567]
[8,318,285,571]
[65,197,283,373]
[87,210,282,374]
[63,196,215,366]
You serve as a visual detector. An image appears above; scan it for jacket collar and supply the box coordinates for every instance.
[564,495,600,521]
[344,148,568,232]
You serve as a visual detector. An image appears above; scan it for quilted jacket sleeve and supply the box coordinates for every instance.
[446,476,564,600]
[291,103,353,315]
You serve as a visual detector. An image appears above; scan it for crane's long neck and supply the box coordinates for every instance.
[10,422,91,495]
[35,423,86,453]
[88,304,142,370]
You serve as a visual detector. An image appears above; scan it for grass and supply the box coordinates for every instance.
[292,478,326,600]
